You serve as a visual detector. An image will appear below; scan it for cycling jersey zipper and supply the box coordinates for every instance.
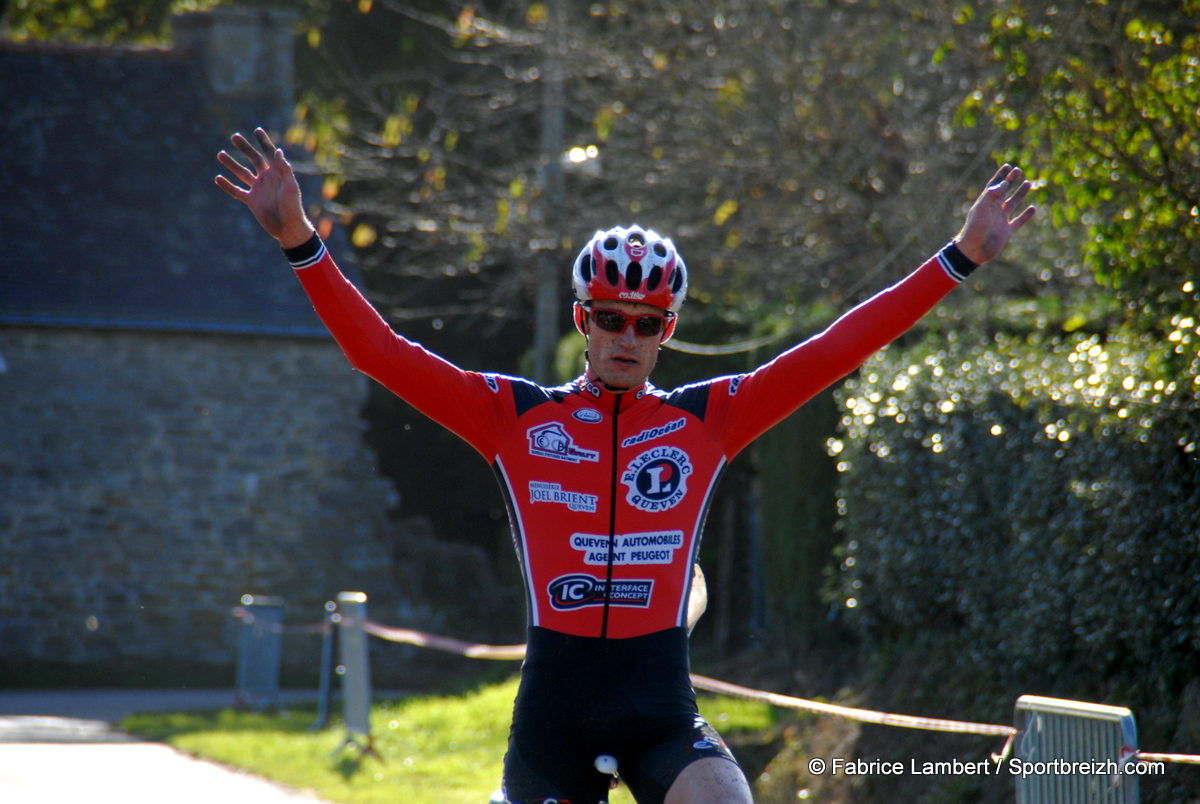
[599,392,622,640]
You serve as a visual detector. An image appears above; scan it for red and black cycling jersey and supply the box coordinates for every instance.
[287,236,975,641]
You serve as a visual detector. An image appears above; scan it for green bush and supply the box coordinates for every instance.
[828,321,1200,739]
[972,1,1200,326]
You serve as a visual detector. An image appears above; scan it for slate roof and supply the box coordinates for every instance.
[0,32,339,337]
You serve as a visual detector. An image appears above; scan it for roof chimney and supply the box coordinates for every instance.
[173,7,300,130]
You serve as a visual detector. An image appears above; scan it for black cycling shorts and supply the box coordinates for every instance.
[502,626,738,804]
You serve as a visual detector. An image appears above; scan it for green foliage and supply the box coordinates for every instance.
[1,0,214,43]
[972,0,1200,326]
[827,319,1200,755]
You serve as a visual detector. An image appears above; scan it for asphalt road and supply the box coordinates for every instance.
[0,689,333,804]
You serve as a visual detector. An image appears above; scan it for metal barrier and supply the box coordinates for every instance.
[235,594,285,711]
[335,591,373,740]
[1014,695,1140,804]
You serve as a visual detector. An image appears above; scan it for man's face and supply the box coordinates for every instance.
[584,299,670,391]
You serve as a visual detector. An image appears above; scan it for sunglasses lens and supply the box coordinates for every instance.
[635,316,664,337]
[592,310,628,333]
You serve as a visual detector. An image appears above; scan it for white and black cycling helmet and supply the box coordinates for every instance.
[570,225,688,314]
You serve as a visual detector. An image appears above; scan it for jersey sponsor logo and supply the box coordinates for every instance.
[547,574,653,610]
[581,379,602,398]
[728,374,744,396]
[572,408,603,424]
[620,417,687,448]
[621,446,693,512]
[483,374,500,393]
[527,423,600,463]
[569,530,684,565]
[529,481,598,514]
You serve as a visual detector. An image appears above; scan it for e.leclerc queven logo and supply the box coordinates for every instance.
[622,446,693,512]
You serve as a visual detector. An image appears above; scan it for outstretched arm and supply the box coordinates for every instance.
[215,127,511,457]
[215,128,316,250]
[953,164,1036,265]
[707,164,1037,456]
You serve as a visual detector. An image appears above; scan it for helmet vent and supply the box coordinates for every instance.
[605,259,620,286]
[646,265,663,291]
[626,261,642,289]
[671,267,684,293]
[653,243,667,258]
[628,232,645,246]
[579,254,593,282]
[604,236,619,251]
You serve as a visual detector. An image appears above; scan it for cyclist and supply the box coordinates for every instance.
[217,128,1034,804]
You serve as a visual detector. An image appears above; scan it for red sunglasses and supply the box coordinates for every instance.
[585,305,676,338]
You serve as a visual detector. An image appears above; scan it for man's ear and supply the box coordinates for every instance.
[573,302,590,337]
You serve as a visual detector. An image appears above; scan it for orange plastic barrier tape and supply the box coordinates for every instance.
[687,675,1016,737]
[356,619,1014,737]
[362,619,527,660]
[343,618,1200,762]
[1136,752,1200,765]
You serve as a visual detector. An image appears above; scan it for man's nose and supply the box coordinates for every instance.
[619,323,639,345]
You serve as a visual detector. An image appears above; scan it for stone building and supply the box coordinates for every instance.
[0,9,409,683]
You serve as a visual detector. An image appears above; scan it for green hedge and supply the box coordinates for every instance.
[829,321,1200,746]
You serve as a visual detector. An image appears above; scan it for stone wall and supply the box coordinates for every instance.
[0,327,405,677]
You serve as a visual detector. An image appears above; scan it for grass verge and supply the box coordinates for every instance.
[122,675,784,804]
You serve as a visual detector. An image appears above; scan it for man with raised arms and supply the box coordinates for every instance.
[217,129,1034,804]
